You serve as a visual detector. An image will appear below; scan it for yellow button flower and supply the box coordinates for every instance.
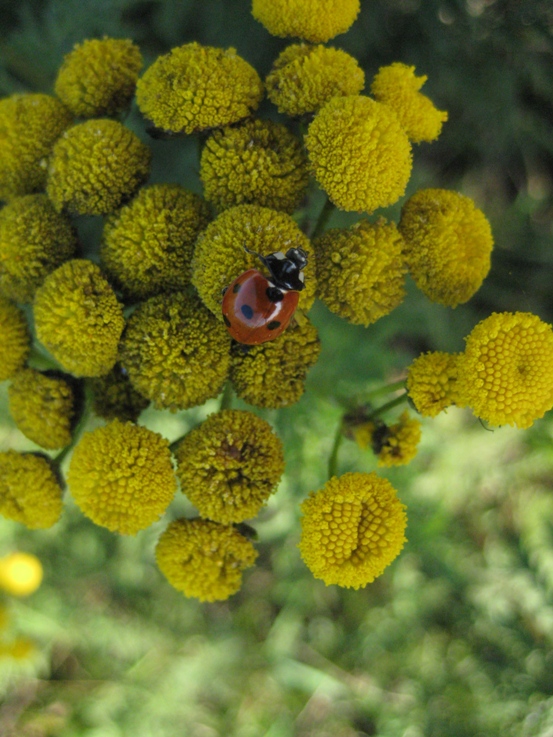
[399,188,494,307]
[299,472,407,588]
[156,518,258,602]
[252,0,360,42]
[0,297,30,381]
[0,552,43,596]
[406,351,461,417]
[373,411,422,468]
[0,451,63,529]
[91,364,150,423]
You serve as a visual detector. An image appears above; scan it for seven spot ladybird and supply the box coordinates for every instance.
[221,246,308,345]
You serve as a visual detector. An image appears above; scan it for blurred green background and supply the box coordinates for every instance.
[1,1,553,735]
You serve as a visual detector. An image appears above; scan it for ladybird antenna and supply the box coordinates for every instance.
[242,244,270,269]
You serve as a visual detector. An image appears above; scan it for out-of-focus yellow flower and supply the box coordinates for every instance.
[136,42,263,134]
[456,312,553,428]
[0,637,37,660]
[299,472,407,588]
[252,0,360,42]
[67,419,176,534]
[314,218,406,326]
[0,93,73,201]
[100,184,210,299]
[371,63,448,143]
[306,95,412,213]
[91,364,149,423]
[174,410,285,524]
[192,204,316,316]
[373,411,422,467]
[200,119,308,214]
[119,292,231,411]
[406,351,461,417]
[0,194,77,303]
[33,259,124,378]
[0,297,30,381]
[156,518,258,602]
[265,43,365,117]
[0,451,63,529]
[399,188,493,307]
[0,552,43,596]
[54,37,142,117]
[47,119,151,215]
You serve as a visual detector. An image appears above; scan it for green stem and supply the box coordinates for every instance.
[310,196,336,240]
[328,421,344,480]
[366,392,408,422]
[219,381,234,411]
[53,384,92,467]
[360,379,407,402]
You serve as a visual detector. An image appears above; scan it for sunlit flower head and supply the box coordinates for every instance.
[0,297,30,381]
[0,552,43,597]
[0,451,63,529]
[91,364,149,423]
[252,0,360,43]
[406,351,461,417]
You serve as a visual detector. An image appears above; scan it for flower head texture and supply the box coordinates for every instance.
[200,119,308,214]
[265,43,365,117]
[370,63,448,143]
[0,194,78,303]
[407,351,461,417]
[314,219,406,326]
[399,189,493,307]
[119,292,231,411]
[0,451,63,529]
[54,37,143,117]
[0,552,43,597]
[91,364,150,423]
[0,297,30,381]
[156,518,258,602]
[46,119,151,215]
[456,312,553,428]
[175,410,285,524]
[306,95,412,213]
[136,42,263,134]
[0,93,73,201]
[299,472,407,588]
[252,0,360,43]
[100,184,211,299]
[373,411,422,468]
[67,419,176,534]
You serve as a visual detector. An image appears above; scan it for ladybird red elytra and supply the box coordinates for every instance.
[221,247,308,345]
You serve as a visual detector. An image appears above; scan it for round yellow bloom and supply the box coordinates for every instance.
[0,637,37,660]
[0,93,73,201]
[456,312,553,428]
[0,552,43,596]
[91,364,150,423]
[0,194,77,303]
[299,472,407,588]
[370,63,448,143]
[55,37,142,117]
[0,297,30,381]
[136,42,263,135]
[265,43,364,117]
[200,119,308,214]
[0,451,63,529]
[406,351,461,417]
[399,189,493,307]
[156,518,258,602]
[315,218,406,326]
[230,318,320,408]
[175,410,285,524]
[67,419,176,535]
[8,368,76,450]
[306,95,413,213]
[33,259,124,378]
[373,411,422,467]
[192,204,316,317]
[100,184,210,299]
[47,119,151,215]
[119,292,231,411]
[252,0,360,42]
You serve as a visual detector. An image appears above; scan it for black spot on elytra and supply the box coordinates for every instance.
[267,320,281,331]
[241,304,254,320]
[223,315,231,327]
[266,286,284,303]
[232,282,241,293]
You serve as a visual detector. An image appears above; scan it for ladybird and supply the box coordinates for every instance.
[221,246,308,345]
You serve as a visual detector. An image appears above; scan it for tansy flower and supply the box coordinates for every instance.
[0,552,43,596]
[0,194,78,303]
[314,219,406,326]
[174,410,285,524]
[0,638,37,661]
[0,93,73,201]
[91,364,149,423]
[67,419,176,534]
[119,292,231,411]
[54,37,143,117]
[0,298,30,381]
[406,351,461,417]
[299,472,407,588]
[192,204,316,317]
[8,368,77,450]
[199,119,308,214]
[100,184,210,299]
[33,259,124,377]
[230,318,321,408]
[0,451,63,529]
[252,0,360,43]
[370,63,448,143]
[456,312,553,428]
[136,42,263,135]
[155,518,258,602]
[373,411,422,468]
[399,189,493,307]
[306,95,412,213]
[47,119,151,215]
[265,43,365,117]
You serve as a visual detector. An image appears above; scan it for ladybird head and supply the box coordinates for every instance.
[244,245,307,292]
